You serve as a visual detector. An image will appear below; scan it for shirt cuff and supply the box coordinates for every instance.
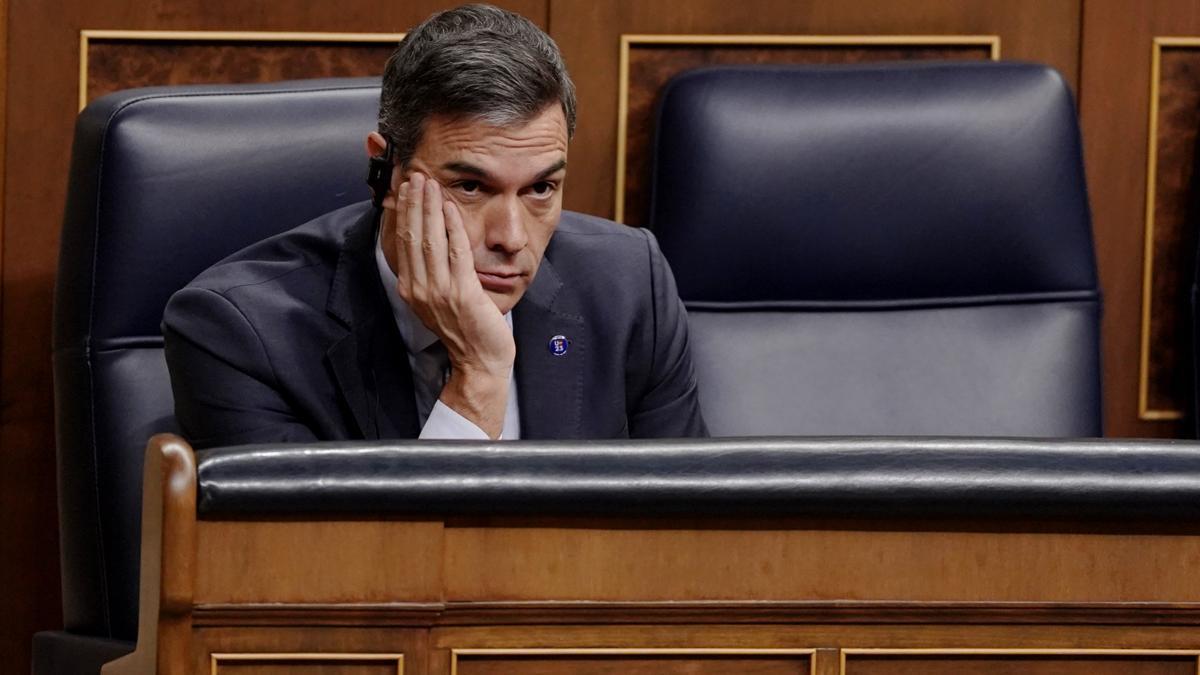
[419,399,493,440]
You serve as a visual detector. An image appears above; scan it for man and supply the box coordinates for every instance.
[162,4,706,446]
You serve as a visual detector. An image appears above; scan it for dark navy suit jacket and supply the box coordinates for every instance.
[162,201,707,448]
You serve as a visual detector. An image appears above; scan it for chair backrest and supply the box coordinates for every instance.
[649,61,1101,437]
[54,78,382,641]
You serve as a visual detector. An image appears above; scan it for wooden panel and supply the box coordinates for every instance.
[0,0,31,664]
[195,625,425,675]
[214,657,400,675]
[550,0,1081,221]
[618,41,992,226]
[434,621,1200,652]
[0,4,545,669]
[84,37,399,106]
[844,653,1196,675]
[1080,0,1199,438]
[194,520,444,604]
[1139,41,1200,424]
[442,523,1200,603]
[1143,44,1200,420]
[454,652,811,675]
[429,600,1200,628]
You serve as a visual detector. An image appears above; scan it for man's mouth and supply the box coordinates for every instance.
[476,269,521,292]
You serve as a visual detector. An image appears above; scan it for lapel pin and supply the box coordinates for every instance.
[548,334,570,357]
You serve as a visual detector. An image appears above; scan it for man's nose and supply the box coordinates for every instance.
[484,195,528,254]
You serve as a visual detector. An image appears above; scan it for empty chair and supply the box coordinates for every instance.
[649,61,1100,437]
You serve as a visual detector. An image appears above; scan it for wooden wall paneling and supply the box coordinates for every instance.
[81,31,401,108]
[451,648,815,675]
[841,650,1199,675]
[1080,0,1200,438]
[0,2,546,671]
[433,621,1200,654]
[441,521,1200,604]
[815,649,841,675]
[195,625,428,675]
[0,0,26,670]
[193,520,444,604]
[549,0,1081,221]
[1139,40,1200,424]
[208,652,402,675]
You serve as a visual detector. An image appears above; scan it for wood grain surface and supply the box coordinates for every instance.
[441,523,1200,603]
[195,625,423,675]
[194,520,444,605]
[454,653,811,675]
[211,656,400,675]
[1144,45,1200,418]
[1080,0,1195,438]
[843,654,1196,675]
[159,437,198,675]
[141,513,1200,672]
[85,40,398,105]
[433,621,1200,651]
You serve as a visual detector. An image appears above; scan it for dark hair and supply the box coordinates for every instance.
[378,4,577,165]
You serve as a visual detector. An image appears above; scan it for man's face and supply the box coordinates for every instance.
[405,105,568,315]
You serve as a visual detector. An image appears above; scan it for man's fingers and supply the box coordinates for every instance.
[422,178,451,288]
[404,173,428,291]
[444,200,476,284]
[390,181,411,297]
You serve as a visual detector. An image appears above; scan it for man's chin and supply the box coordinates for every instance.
[484,288,520,315]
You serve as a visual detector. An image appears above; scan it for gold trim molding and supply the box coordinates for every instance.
[840,648,1200,675]
[78,29,405,111]
[1138,36,1200,421]
[210,651,403,674]
[613,33,1001,223]
[451,647,817,675]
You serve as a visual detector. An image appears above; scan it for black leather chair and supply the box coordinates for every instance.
[649,61,1101,437]
[36,78,382,675]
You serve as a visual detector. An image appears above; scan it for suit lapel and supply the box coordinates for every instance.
[513,257,586,439]
[324,207,420,439]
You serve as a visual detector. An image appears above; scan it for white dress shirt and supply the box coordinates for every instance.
[375,233,521,439]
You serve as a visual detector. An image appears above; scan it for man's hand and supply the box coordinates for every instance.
[383,171,514,438]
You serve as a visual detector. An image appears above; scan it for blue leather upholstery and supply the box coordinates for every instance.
[649,61,1101,437]
[47,78,382,671]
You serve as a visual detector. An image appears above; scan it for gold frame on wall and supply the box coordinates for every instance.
[450,647,818,675]
[613,33,1001,223]
[78,29,406,111]
[840,648,1200,675]
[1139,36,1200,422]
[210,651,403,674]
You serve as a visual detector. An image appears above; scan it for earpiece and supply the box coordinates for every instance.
[366,140,394,209]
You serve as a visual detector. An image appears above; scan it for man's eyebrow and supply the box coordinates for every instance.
[534,159,568,181]
[440,158,567,182]
[442,161,490,178]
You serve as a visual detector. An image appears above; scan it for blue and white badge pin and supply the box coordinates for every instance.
[548,334,570,357]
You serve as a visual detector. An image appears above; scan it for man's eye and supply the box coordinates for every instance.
[455,180,482,194]
[530,181,555,196]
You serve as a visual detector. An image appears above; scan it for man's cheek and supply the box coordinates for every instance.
[459,215,487,252]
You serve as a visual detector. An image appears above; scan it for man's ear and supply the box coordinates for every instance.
[366,131,389,158]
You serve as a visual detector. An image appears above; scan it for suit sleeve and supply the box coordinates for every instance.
[162,286,319,449]
[628,230,709,438]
